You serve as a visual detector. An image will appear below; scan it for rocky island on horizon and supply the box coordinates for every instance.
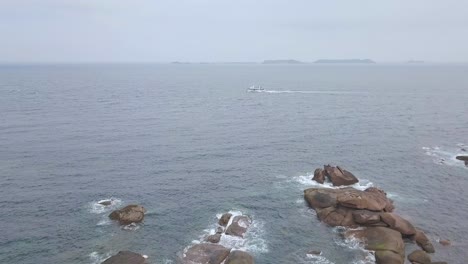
[314,59,376,64]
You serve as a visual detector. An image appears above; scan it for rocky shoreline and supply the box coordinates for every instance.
[305,164,447,264]
[97,164,449,264]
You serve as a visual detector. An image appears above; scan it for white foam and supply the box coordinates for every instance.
[122,222,140,231]
[291,174,373,191]
[189,211,268,255]
[89,198,122,214]
[422,146,467,169]
[332,227,375,264]
[89,251,112,264]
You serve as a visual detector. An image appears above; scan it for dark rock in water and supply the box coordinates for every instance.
[181,243,230,264]
[411,229,435,253]
[101,251,146,264]
[216,227,224,234]
[407,250,431,264]
[219,213,232,227]
[99,200,112,206]
[323,165,359,186]
[312,168,326,184]
[205,233,222,243]
[380,213,416,235]
[224,250,254,264]
[352,210,382,225]
[225,215,252,238]
[348,227,405,264]
[431,262,448,264]
[109,205,146,225]
[307,250,322,255]
[455,155,468,161]
[438,239,451,246]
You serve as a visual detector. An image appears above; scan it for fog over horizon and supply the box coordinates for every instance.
[1,0,468,63]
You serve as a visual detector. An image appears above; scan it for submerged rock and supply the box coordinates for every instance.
[181,243,230,264]
[438,239,451,246]
[99,200,112,206]
[109,205,146,225]
[101,251,146,264]
[225,215,252,238]
[407,250,431,264]
[224,250,254,264]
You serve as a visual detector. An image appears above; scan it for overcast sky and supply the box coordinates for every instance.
[1,0,467,63]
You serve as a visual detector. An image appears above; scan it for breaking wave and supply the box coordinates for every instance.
[190,210,268,254]
[290,174,373,191]
[332,227,376,264]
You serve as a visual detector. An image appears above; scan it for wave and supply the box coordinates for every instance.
[290,174,374,191]
[257,90,363,95]
[88,198,122,214]
[423,145,467,169]
[190,210,268,254]
[89,251,112,264]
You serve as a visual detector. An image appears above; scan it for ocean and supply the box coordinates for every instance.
[0,63,467,263]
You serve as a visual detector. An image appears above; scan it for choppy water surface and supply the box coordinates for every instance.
[0,64,467,263]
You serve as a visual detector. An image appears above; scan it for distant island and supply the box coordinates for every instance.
[314,59,376,64]
[262,59,304,64]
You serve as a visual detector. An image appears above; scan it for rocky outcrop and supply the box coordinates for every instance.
[224,250,255,264]
[109,205,146,225]
[312,168,326,184]
[219,213,232,227]
[181,244,231,264]
[183,212,255,264]
[407,250,431,264]
[225,215,252,238]
[311,165,359,186]
[101,251,146,264]
[303,164,448,264]
[98,200,112,206]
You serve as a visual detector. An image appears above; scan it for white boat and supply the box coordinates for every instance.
[247,85,265,92]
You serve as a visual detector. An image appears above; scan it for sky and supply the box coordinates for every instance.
[1,0,467,63]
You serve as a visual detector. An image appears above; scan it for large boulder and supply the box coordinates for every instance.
[181,244,231,264]
[323,165,359,186]
[225,215,252,238]
[312,168,326,184]
[407,250,431,264]
[304,188,338,209]
[224,250,254,264]
[380,213,416,235]
[411,229,435,253]
[109,205,146,225]
[316,206,356,227]
[352,210,383,225]
[205,234,221,243]
[101,251,146,264]
[349,227,405,264]
[219,213,232,227]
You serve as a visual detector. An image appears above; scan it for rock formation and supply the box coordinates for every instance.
[109,205,146,225]
[304,165,446,264]
[312,165,359,186]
